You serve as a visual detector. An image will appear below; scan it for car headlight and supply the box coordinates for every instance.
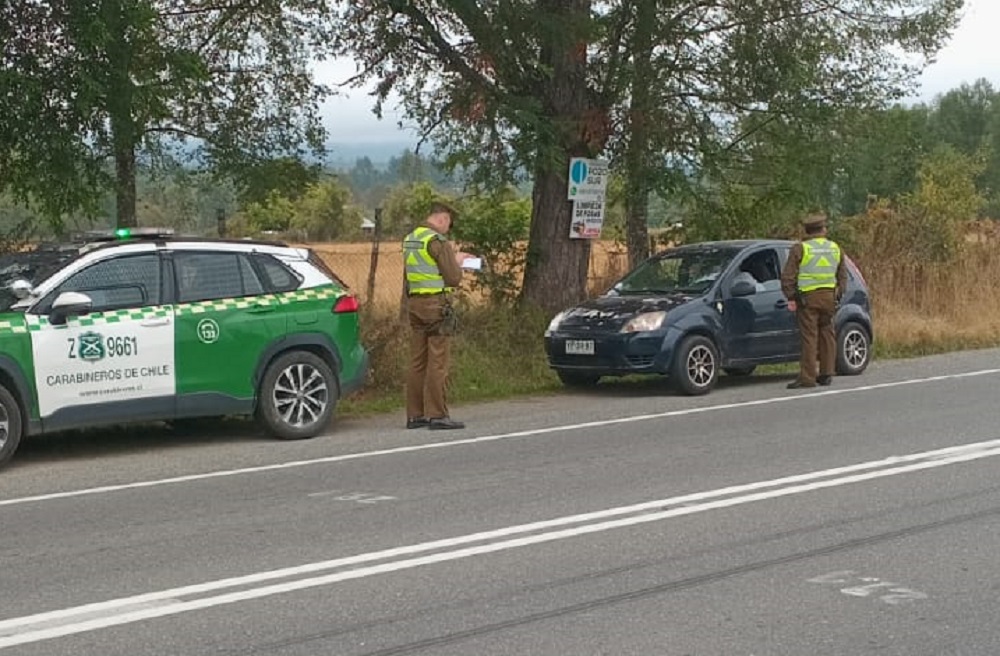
[620,311,667,333]
[545,311,568,336]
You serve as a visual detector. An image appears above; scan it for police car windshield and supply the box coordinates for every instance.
[613,247,739,296]
[0,246,82,312]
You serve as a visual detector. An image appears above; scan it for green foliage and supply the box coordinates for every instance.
[0,0,336,226]
[289,180,363,242]
[909,145,987,220]
[237,178,364,241]
[243,191,297,233]
[681,183,802,243]
[452,188,532,305]
[838,144,986,269]
[901,145,986,261]
[381,182,456,237]
[230,158,323,207]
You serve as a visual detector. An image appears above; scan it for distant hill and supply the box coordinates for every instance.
[323,141,419,169]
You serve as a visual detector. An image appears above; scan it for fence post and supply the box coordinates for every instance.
[216,208,226,238]
[365,207,383,307]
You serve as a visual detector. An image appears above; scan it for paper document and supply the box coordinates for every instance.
[461,257,483,271]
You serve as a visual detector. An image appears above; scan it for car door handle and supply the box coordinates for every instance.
[140,317,171,327]
[248,304,275,314]
[774,299,788,309]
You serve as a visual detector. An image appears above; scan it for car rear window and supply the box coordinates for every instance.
[845,255,867,286]
[254,254,303,293]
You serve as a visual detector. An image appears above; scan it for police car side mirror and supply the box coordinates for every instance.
[730,280,756,297]
[49,291,93,326]
[9,279,33,300]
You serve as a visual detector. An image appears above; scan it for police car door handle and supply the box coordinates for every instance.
[248,304,275,314]
[141,317,171,327]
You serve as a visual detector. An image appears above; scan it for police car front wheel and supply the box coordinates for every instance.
[257,351,338,440]
[0,384,24,469]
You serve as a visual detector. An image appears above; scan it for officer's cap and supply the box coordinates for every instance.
[801,214,827,229]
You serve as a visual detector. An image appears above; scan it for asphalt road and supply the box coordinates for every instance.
[3,349,1000,655]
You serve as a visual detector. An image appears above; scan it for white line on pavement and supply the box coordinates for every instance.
[3,438,1000,649]
[3,367,999,509]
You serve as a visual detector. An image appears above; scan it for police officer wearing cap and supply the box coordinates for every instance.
[780,213,847,389]
[402,202,474,430]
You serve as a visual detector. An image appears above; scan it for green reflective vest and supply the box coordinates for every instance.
[797,237,842,292]
[403,226,451,294]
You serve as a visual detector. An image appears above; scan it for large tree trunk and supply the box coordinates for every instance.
[520,0,603,315]
[522,166,592,313]
[623,0,656,269]
[113,145,137,228]
[103,0,138,228]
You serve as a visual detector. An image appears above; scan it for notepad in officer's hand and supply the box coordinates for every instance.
[461,257,483,271]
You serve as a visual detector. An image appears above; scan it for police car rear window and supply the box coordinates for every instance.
[254,254,302,293]
[175,252,263,303]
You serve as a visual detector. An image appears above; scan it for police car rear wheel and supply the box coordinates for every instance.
[0,384,23,469]
[257,351,338,440]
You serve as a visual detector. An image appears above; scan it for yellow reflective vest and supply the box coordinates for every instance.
[403,226,452,294]
[797,237,842,292]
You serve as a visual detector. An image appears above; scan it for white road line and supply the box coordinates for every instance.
[2,367,999,509]
[3,438,1000,649]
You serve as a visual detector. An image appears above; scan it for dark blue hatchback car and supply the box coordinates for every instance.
[544,239,873,395]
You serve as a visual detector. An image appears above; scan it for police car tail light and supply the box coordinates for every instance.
[333,295,359,313]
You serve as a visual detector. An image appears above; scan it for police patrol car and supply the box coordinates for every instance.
[0,228,370,469]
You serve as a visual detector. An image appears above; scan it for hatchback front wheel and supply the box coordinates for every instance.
[671,335,719,396]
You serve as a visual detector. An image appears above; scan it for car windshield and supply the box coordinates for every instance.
[612,247,739,296]
[0,246,82,312]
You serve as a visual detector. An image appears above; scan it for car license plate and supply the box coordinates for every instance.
[565,339,595,355]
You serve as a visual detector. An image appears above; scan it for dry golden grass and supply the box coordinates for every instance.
[300,239,632,309]
[859,241,1000,354]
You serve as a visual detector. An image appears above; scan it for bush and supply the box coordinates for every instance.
[452,187,531,305]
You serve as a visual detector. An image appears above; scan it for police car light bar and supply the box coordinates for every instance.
[78,227,177,243]
[113,227,176,239]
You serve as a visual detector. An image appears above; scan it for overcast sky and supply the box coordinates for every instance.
[314,0,1000,144]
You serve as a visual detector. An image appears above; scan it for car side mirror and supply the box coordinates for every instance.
[730,280,756,297]
[9,279,33,300]
[49,291,93,326]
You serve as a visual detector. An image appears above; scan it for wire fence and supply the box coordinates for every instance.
[301,240,633,310]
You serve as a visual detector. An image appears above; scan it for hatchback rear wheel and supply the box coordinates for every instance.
[836,321,871,375]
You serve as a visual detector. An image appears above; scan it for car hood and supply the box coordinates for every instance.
[556,294,694,332]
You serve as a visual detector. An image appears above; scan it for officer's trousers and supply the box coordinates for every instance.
[796,288,837,385]
[406,294,452,419]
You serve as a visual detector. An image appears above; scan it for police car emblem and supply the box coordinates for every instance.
[78,331,106,362]
[196,319,220,344]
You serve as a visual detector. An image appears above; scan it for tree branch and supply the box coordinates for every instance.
[387,2,500,99]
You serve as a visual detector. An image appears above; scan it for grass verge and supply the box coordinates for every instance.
[339,303,560,418]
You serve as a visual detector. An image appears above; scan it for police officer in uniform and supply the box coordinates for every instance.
[403,203,473,429]
[780,213,847,389]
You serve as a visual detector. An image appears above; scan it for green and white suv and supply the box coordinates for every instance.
[0,228,370,469]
